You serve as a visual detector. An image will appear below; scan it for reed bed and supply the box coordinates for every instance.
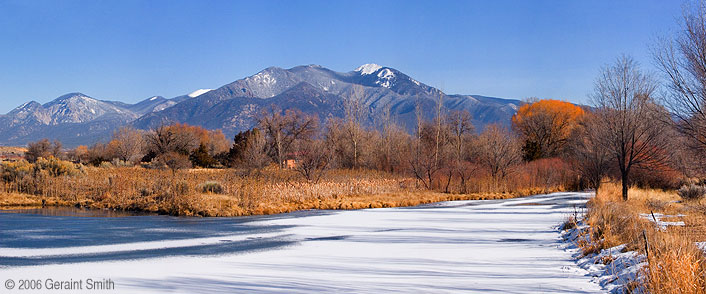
[580,182,706,293]
[0,164,527,217]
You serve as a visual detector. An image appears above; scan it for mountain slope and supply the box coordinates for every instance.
[0,93,138,146]
[132,64,520,137]
[1,64,522,146]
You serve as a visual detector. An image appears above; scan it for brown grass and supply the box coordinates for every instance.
[0,165,530,217]
[582,182,706,293]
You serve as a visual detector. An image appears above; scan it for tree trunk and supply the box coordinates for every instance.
[621,171,629,201]
[595,180,601,196]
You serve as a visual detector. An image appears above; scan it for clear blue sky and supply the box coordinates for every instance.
[0,0,682,113]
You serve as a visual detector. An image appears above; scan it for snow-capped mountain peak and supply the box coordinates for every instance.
[375,68,396,88]
[355,63,382,75]
[0,64,522,147]
[188,89,213,98]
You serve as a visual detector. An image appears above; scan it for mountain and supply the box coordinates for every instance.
[132,64,520,136]
[1,64,522,147]
[0,93,140,146]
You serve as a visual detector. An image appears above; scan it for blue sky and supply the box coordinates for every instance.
[0,0,683,113]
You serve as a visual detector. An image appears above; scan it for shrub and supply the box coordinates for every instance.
[99,161,114,169]
[0,160,34,182]
[190,144,217,168]
[677,184,706,201]
[199,181,224,194]
[35,157,81,177]
[153,152,192,171]
[111,158,133,167]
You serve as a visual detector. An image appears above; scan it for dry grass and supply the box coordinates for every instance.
[583,182,706,293]
[0,165,529,217]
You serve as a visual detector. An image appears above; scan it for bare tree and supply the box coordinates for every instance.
[258,107,319,168]
[568,112,611,193]
[474,124,521,189]
[341,85,368,169]
[654,1,706,157]
[110,126,145,163]
[375,106,410,173]
[25,139,63,163]
[446,110,475,193]
[591,56,671,200]
[409,118,451,190]
[294,139,332,183]
[241,129,270,171]
[145,124,199,157]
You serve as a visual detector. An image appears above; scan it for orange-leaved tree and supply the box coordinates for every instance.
[511,98,585,160]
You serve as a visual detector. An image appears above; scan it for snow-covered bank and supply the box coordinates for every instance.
[562,221,647,293]
[0,192,603,293]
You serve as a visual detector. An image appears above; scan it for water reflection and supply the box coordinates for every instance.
[0,207,156,217]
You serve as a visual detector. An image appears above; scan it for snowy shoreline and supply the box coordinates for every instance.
[562,220,647,293]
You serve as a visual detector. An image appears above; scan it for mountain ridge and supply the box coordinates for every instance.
[1,64,523,147]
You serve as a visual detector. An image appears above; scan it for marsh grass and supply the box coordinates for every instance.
[581,182,706,293]
[0,164,532,216]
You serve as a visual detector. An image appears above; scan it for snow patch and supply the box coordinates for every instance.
[149,96,159,101]
[563,221,647,293]
[188,89,213,98]
[355,63,382,75]
[375,68,395,88]
[640,213,685,231]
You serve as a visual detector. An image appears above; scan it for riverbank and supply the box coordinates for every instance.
[569,182,706,293]
[0,167,561,217]
[0,189,530,217]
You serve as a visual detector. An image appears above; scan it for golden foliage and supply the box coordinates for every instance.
[511,99,585,158]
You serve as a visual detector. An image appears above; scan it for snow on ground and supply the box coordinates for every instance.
[563,221,647,293]
[0,192,604,293]
[639,212,685,231]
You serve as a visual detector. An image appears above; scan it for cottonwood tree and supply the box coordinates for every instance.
[227,128,270,171]
[591,56,671,200]
[339,85,368,169]
[145,123,199,157]
[409,98,451,190]
[204,130,230,158]
[445,110,475,193]
[25,139,63,163]
[258,107,319,168]
[109,127,145,163]
[474,124,521,190]
[654,1,706,158]
[568,112,611,193]
[511,99,585,160]
[410,120,450,189]
[67,145,89,164]
[375,106,410,173]
[294,138,332,183]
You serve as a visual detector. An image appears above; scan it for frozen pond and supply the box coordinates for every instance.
[0,192,602,293]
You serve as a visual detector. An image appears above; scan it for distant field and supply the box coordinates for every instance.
[0,147,26,161]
